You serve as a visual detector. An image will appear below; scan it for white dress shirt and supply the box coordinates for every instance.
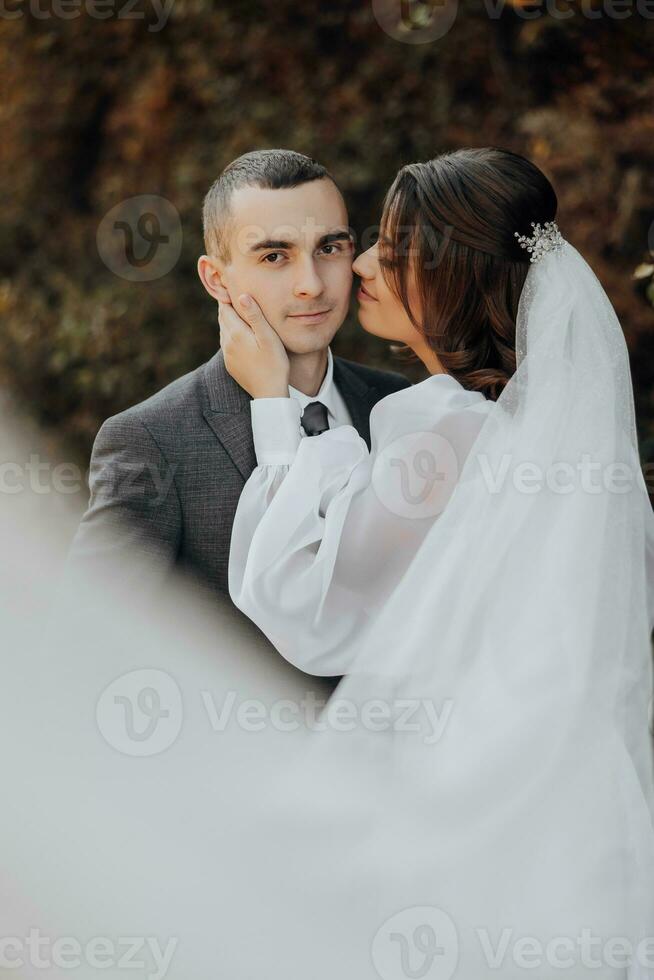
[250,347,352,465]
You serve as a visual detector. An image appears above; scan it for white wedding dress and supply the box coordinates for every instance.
[4,240,652,980]
[229,240,654,978]
[230,371,494,675]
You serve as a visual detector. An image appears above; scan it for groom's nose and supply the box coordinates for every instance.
[293,256,324,299]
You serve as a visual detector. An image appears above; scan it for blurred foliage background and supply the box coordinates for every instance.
[1,0,653,475]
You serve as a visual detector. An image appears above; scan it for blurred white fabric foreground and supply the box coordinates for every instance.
[0,410,404,980]
[2,384,654,978]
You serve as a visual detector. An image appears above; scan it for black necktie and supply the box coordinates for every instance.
[300,401,330,436]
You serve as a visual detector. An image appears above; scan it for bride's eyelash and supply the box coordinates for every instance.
[376,234,397,268]
[378,252,396,269]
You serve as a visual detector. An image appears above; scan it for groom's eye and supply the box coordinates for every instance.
[261,252,285,264]
[318,240,352,257]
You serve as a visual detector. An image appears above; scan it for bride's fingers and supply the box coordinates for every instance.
[218,303,237,345]
[236,294,275,346]
[219,301,253,338]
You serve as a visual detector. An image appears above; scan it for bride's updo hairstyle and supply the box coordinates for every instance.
[380,147,558,400]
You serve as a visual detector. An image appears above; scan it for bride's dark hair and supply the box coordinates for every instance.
[380,147,558,400]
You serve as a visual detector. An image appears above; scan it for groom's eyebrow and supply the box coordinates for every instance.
[248,238,295,252]
[248,229,353,253]
[316,229,353,248]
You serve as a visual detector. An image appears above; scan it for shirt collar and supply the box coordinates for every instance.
[287,347,339,420]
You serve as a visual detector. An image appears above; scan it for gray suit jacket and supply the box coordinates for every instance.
[69,349,411,603]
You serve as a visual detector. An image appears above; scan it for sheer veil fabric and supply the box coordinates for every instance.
[229,241,654,977]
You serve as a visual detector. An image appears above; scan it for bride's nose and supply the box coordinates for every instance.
[352,245,376,280]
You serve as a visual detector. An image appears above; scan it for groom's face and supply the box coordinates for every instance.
[211,179,353,355]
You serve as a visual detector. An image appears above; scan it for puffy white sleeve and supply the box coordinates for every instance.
[228,397,372,676]
[228,380,493,676]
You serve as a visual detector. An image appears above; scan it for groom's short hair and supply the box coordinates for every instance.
[202,149,334,261]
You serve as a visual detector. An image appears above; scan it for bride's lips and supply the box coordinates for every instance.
[357,283,378,302]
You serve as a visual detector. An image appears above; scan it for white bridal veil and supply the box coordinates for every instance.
[228,235,654,978]
[349,237,654,977]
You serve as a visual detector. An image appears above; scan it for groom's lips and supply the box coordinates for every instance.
[287,309,332,322]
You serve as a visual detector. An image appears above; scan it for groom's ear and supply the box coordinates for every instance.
[197,255,232,304]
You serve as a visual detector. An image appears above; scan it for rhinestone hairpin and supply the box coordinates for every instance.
[514,221,565,263]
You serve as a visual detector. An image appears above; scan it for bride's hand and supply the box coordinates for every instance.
[218,294,290,399]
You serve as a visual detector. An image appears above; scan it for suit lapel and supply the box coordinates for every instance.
[201,350,380,478]
[201,350,256,480]
[332,356,378,450]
